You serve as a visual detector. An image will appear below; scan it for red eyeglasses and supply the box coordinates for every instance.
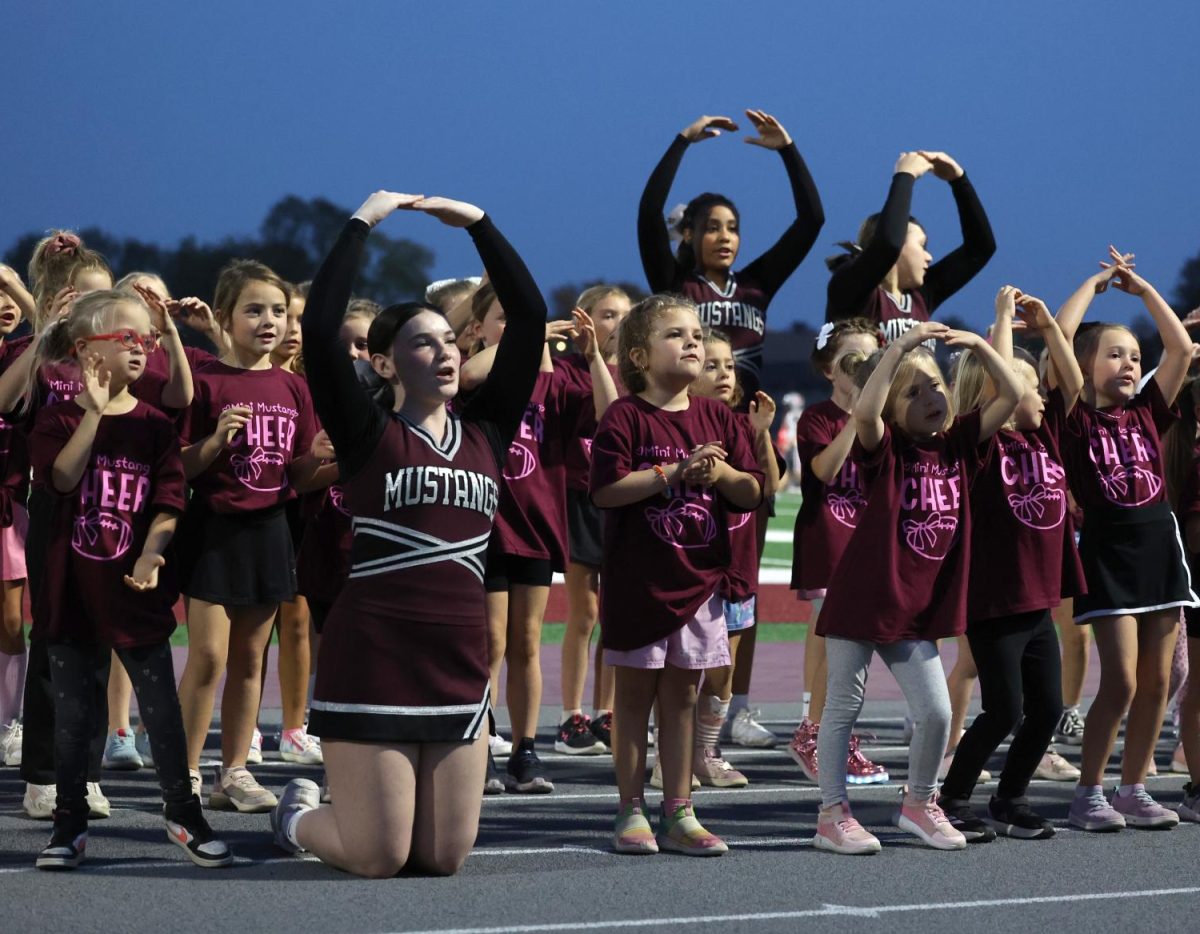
[85,329,160,354]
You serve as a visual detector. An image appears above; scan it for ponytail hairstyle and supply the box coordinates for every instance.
[28,229,82,317]
[212,259,292,331]
[468,282,500,354]
[675,193,739,274]
[852,348,887,391]
[825,212,924,273]
[1163,378,1200,512]
[952,345,1038,427]
[617,294,699,395]
[1072,322,1136,406]
[811,317,882,373]
[699,327,743,408]
[22,289,149,414]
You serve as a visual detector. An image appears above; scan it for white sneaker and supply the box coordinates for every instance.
[134,729,153,767]
[209,766,277,813]
[23,782,55,820]
[489,732,512,757]
[729,709,778,748]
[279,728,324,765]
[649,758,700,790]
[86,783,111,819]
[271,778,321,854]
[1,720,22,766]
[1034,747,1080,782]
[247,728,264,765]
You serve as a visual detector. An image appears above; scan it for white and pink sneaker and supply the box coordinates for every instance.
[813,802,881,855]
[894,789,967,850]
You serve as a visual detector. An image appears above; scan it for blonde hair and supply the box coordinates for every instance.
[344,297,381,323]
[114,271,171,300]
[618,294,699,395]
[576,285,629,314]
[953,348,1037,430]
[699,328,743,408]
[212,259,291,329]
[1073,323,1137,404]
[884,348,955,434]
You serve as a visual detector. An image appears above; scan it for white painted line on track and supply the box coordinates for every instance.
[386,887,1200,934]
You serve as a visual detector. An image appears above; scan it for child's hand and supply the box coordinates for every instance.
[681,114,739,142]
[679,442,727,486]
[123,553,165,592]
[545,319,577,344]
[132,283,170,333]
[748,391,776,433]
[170,297,217,335]
[215,406,252,446]
[743,110,791,150]
[409,197,484,228]
[352,191,424,228]
[569,308,598,359]
[1014,293,1054,331]
[896,320,949,349]
[915,151,965,181]
[943,328,985,349]
[0,265,24,297]
[49,286,79,321]
[995,285,1019,319]
[1094,245,1137,293]
[77,353,111,414]
[894,151,934,178]
[1181,307,1200,331]
[311,429,336,461]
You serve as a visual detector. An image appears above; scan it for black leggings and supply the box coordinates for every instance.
[48,641,192,819]
[941,609,1063,801]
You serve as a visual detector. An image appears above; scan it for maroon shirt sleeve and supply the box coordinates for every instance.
[28,406,76,496]
[590,399,636,495]
[151,418,186,515]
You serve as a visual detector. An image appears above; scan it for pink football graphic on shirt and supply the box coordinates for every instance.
[71,508,133,562]
[503,441,537,481]
[728,510,753,532]
[826,487,867,528]
[1098,463,1162,507]
[646,498,717,549]
[329,486,350,517]
[900,511,958,560]
[230,445,287,492]
[1006,482,1065,530]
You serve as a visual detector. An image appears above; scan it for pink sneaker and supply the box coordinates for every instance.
[813,801,881,855]
[788,718,819,782]
[894,790,967,850]
[1111,784,1179,829]
[846,734,889,784]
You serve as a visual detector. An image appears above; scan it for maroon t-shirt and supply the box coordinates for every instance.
[968,389,1085,621]
[180,359,317,513]
[590,394,764,650]
[0,336,34,519]
[131,344,215,413]
[554,353,622,493]
[817,411,983,643]
[296,485,353,605]
[1061,378,1176,512]
[790,399,870,595]
[722,413,786,603]
[491,368,585,569]
[28,400,186,647]
[863,287,932,347]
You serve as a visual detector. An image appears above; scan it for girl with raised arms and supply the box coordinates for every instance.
[938,287,1085,841]
[788,318,888,787]
[811,319,1022,854]
[1053,249,1197,831]
[825,151,995,345]
[269,191,546,878]
[638,110,823,404]
[590,296,763,856]
[27,290,229,870]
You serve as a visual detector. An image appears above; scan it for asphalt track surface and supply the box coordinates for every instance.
[3,701,1197,934]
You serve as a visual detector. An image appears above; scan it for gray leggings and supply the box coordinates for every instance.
[817,637,951,808]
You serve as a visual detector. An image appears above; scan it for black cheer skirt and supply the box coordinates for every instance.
[177,499,297,606]
[1074,501,1198,623]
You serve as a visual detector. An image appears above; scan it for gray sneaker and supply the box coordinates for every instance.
[271,778,321,853]
[102,729,143,771]
[209,767,277,813]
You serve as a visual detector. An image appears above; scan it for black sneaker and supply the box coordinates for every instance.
[505,745,554,794]
[987,795,1055,839]
[554,713,606,755]
[484,750,505,796]
[590,711,613,749]
[36,817,88,871]
[940,797,996,843]
[165,798,234,868]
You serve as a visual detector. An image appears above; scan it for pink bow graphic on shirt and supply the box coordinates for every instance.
[231,446,285,484]
[827,488,867,526]
[646,498,717,549]
[1007,483,1052,524]
[73,508,105,548]
[901,512,957,559]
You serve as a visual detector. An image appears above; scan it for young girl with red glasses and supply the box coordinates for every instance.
[26,289,230,869]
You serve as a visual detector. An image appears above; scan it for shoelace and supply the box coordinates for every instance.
[1124,787,1159,808]
[846,734,880,771]
[704,749,738,772]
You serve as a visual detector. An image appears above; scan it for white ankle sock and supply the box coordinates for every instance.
[729,693,750,719]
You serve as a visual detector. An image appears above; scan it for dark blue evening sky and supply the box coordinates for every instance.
[7,1,1198,331]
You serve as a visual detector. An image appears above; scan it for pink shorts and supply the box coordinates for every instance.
[603,592,731,670]
[0,505,28,582]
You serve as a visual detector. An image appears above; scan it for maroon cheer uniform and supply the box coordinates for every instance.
[303,215,545,743]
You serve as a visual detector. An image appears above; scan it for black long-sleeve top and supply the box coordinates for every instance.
[636,134,824,400]
[303,215,546,480]
[825,172,996,345]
